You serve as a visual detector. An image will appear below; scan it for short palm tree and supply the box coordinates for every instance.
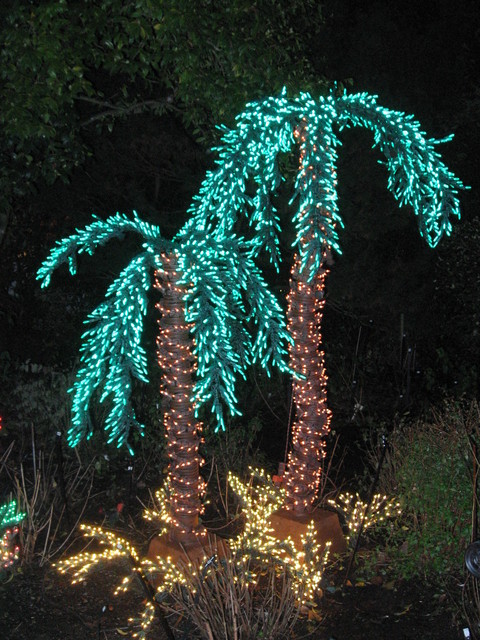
[37,213,290,541]
[182,89,466,515]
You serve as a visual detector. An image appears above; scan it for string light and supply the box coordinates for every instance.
[57,469,330,638]
[0,499,25,570]
[182,89,465,281]
[282,124,334,515]
[283,250,330,514]
[155,251,205,540]
[328,492,402,543]
[228,468,330,603]
[0,499,24,529]
[1,527,21,569]
[37,212,166,450]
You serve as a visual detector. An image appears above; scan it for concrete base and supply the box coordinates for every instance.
[269,508,346,557]
[147,530,229,570]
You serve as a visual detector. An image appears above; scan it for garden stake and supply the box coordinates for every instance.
[469,434,478,542]
[343,435,387,585]
[97,604,107,640]
[55,430,71,528]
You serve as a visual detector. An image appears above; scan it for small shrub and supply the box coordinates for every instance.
[372,401,476,579]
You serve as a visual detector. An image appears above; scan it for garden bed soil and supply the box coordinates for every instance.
[0,561,469,639]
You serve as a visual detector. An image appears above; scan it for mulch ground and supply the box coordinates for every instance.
[0,560,472,639]
[316,577,468,639]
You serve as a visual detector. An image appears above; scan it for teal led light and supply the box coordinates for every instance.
[38,214,291,448]
[332,91,464,248]
[181,89,466,282]
[178,234,291,429]
[70,252,152,449]
[38,212,168,449]
[0,500,25,532]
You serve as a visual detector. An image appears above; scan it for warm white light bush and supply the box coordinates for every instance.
[328,491,401,545]
[56,468,330,639]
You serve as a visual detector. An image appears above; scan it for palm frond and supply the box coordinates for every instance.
[334,91,466,247]
[37,210,164,287]
[291,94,342,281]
[178,236,247,431]
[68,252,154,449]
[178,90,295,261]
[178,234,292,430]
[178,90,466,284]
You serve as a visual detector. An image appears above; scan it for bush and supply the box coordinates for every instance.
[373,401,476,579]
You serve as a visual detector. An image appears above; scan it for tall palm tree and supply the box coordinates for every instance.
[37,212,290,542]
[182,89,466,516]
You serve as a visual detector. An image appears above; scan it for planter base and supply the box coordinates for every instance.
[269,508,346,556]
[147,530,229,571]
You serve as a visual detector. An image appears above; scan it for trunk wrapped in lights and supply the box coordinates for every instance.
[155,252,205,543]
[283,124,334,516]
[283,248,331,516]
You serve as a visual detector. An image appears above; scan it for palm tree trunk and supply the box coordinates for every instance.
[283,248,331,516]
[155,251,204,543]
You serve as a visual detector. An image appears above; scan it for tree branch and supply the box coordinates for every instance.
[76,96,178,127]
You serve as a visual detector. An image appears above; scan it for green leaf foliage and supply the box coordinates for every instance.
[0,0,327,210]
[375,402,476,578]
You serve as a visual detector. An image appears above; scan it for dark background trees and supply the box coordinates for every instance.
[0,0,478,463]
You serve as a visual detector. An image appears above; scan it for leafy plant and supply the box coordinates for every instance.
[0,0,327,214]
[370,401,476,579]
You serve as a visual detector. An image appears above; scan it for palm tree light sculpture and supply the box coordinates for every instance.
[181,89,466,517]
[37,213,290,542]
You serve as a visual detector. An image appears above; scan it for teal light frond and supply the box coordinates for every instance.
[237,252,293,375]
[249,155,283,272]
[69,252,154,449]
[178,233,292,431]
[290,95,343,281]
[179,90,465,285]
[178,236,247,431]
[333,92,466,247]
[37,212,168,450]
[0,499,25,532]
[178,92,297,258]
[37,211,164,287]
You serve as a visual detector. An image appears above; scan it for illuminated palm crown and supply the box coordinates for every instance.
[37,214,290,452]
[181,88,465,279]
